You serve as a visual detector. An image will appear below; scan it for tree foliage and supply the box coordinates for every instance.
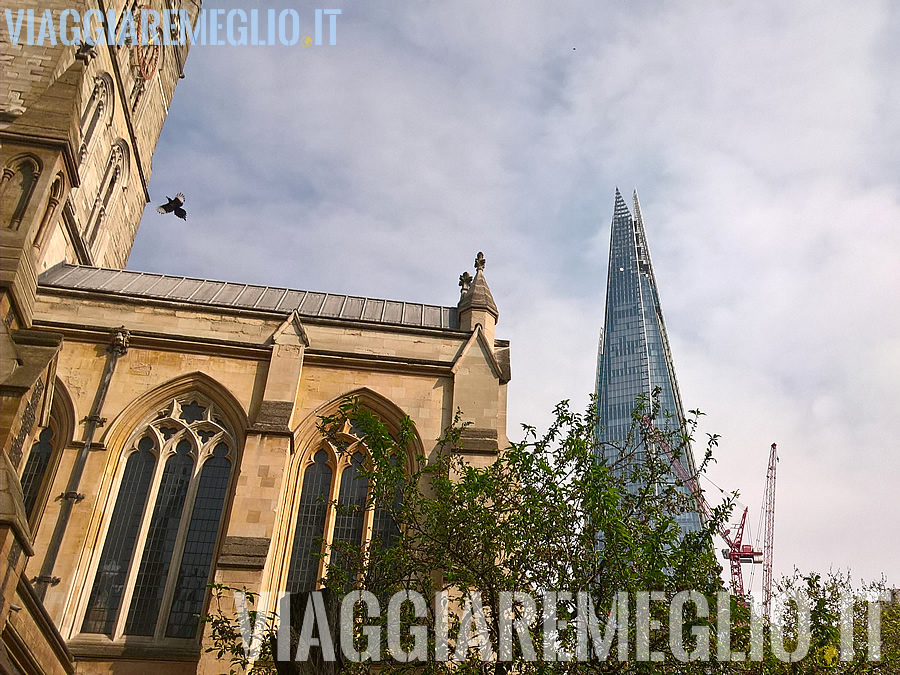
[203,396,897,673]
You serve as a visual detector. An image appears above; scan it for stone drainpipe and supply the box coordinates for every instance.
[34,326,129,600]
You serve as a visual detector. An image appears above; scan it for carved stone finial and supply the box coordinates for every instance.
[457,251,498,320]
[459,271,473,295]
[109,326,130,355]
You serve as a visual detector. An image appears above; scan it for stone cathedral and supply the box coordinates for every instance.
[0,2,511,672]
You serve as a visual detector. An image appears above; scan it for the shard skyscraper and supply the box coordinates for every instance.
[595,188,702,534]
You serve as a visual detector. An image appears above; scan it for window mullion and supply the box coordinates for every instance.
[361,484,376,553]
[317,459,340,588]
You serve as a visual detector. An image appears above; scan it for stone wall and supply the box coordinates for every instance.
[21,279,509,671]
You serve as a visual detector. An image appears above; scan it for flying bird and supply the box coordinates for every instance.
[157,193,187,220]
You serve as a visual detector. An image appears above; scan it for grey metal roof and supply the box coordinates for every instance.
[38,264,459,330]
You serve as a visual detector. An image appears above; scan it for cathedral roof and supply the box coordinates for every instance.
[39,263,459,330]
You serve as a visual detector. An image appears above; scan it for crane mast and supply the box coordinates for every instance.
[639,417,764,598]
[762,443,778,619]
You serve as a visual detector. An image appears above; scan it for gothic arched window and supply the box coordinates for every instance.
[86,140,129,249]
[80,396,235,640]
[285,419,402,594]
[20,428,56,521]
[79,73,113,162]
[18,381,74,531]
[1,155,41,230]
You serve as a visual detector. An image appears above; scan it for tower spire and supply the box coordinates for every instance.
[595,188,700,535]
[457,251,499,342]
[613,187,631,218]
[632,188,643,227]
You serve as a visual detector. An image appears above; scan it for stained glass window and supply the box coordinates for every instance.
[331,452,368,581]
[81,396,235,640]
[285,434,406,595]
[20,427,55,521]
[286,450,332,594]
[82,436,156,636]
[125,440,194,635]
[166,444,232,638]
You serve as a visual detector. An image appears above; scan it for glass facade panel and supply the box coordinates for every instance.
[595,190,701,534]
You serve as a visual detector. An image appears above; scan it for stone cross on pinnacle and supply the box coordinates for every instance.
[459,272,473,294]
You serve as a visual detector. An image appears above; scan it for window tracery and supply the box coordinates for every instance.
[284,417,402,594]
[81,396,235,641]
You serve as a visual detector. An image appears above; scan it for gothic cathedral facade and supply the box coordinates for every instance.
[0,3,511,672]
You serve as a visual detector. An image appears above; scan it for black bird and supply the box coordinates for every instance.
[157,193,187,220]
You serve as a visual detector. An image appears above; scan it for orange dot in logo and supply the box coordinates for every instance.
[303,36,313,47]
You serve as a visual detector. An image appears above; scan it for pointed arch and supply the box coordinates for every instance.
[78,73,114,163]
[292,387,424,473]
[267,389,421,596]
[67,372,248,642]
[33,171,66,249]
[1,154,42,230]
[100,371,248,455]
[18,377,76,531]
[48,376,76,446]
[86,138,130,249]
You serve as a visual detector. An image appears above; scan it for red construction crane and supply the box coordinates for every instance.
[638,417,764,598]
[762,443,778,619]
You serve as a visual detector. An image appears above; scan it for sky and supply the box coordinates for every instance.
[130,1,900,596]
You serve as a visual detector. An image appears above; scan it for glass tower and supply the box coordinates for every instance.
[595,189,701,534]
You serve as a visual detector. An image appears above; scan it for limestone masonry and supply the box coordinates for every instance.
[0,2,511,671]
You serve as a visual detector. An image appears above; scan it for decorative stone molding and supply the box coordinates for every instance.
[457,251,498,320]
[108,325,129,355]
[458,271,472,295]
[75,42,97,64]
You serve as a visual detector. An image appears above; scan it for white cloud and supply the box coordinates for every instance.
[132,0,900,591]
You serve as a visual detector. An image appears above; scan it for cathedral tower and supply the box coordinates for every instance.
[1,3,200,667]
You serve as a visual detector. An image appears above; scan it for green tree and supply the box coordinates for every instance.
[730,569,899,674]
[203,395,896,674]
